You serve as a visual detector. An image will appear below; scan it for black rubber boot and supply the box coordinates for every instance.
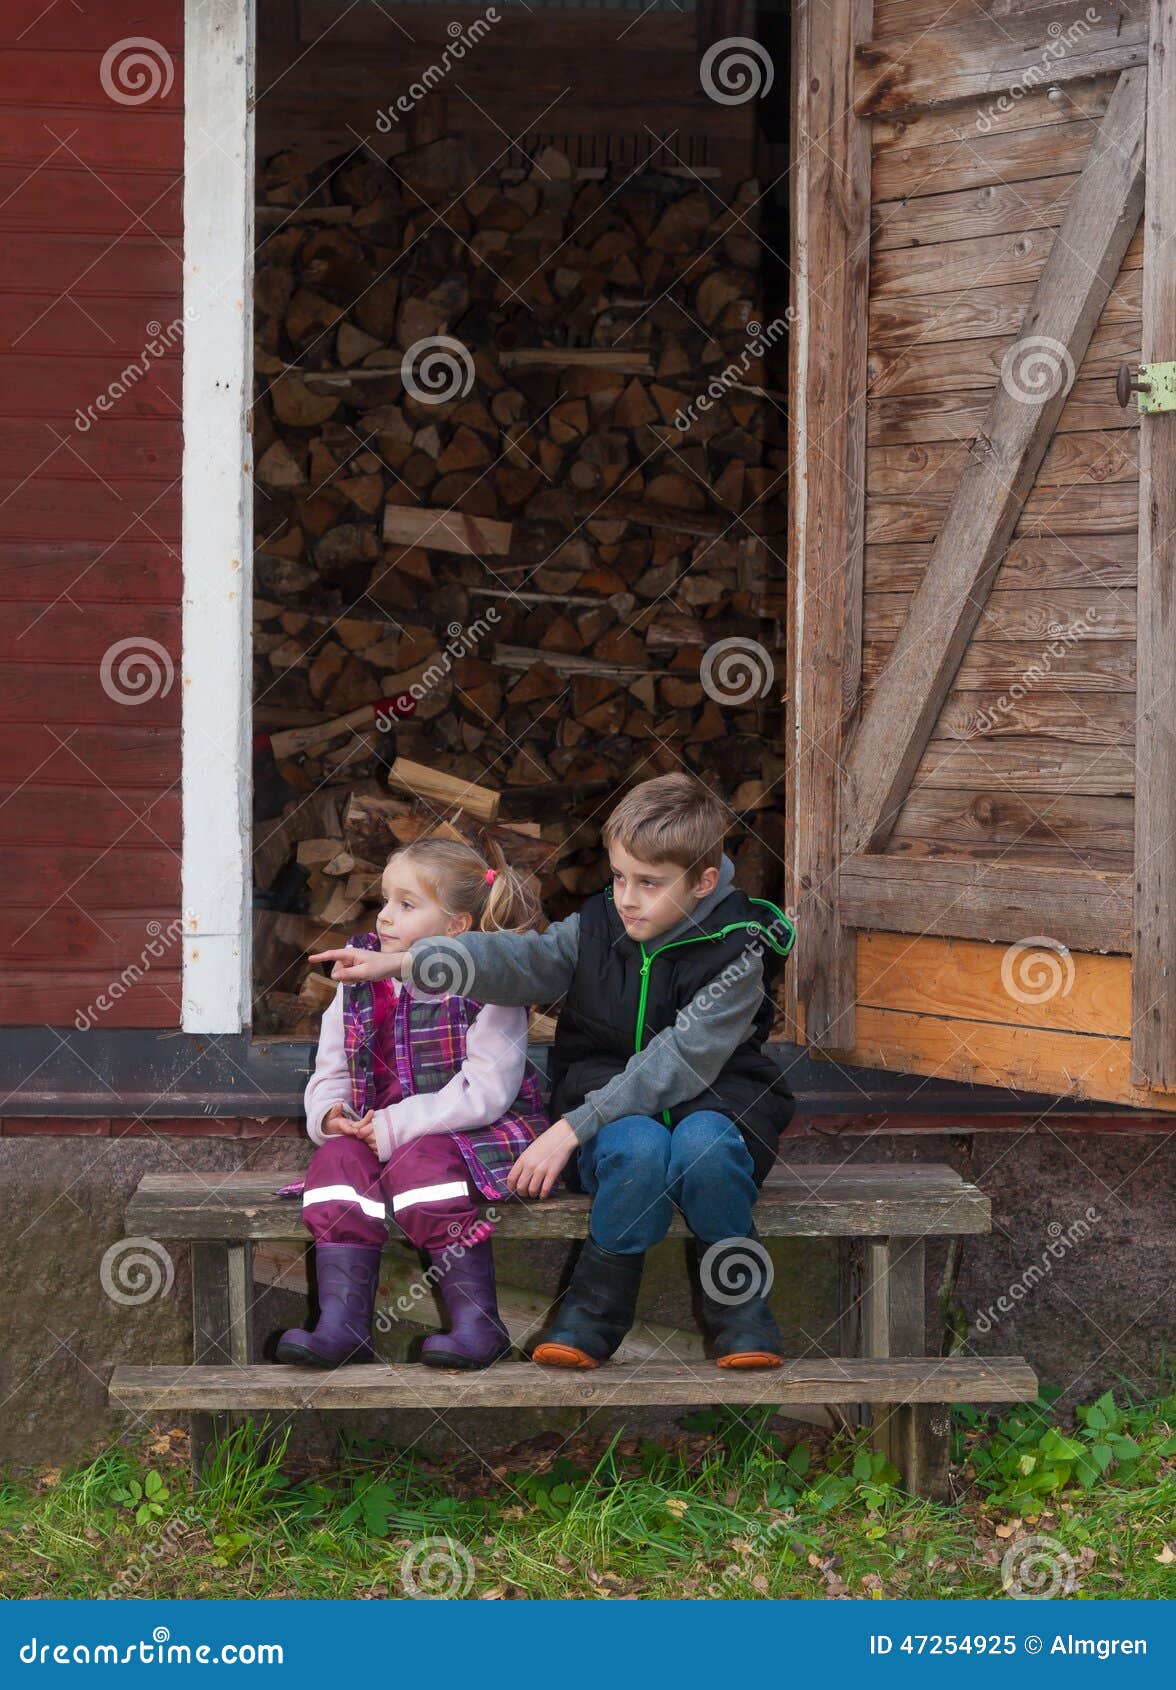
[531,1236,645,1368]
[693,1232,783,1369]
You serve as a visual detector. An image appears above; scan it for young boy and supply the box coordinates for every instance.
[317,772,796,1370]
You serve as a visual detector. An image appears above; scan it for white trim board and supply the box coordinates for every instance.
[180,0,256,1032]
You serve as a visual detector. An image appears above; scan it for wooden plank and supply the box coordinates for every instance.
[786,0,872,1049]
[871,268,1141,350]
[856,1,1147,117]
[871,482,1140,541]
[843,68,1147,857]
[0,110,181,172]
[109,1355,1039,1411]
[865,532,1139,592]
[0,170,182,235]
[826,1003,1176,1114]
[871,221,1142,301]
[888,790,1134,859]
[874,172,1080,251]
[872,0,1098,41]
[0,971,180,1027]
[382,505,512,557]
[873,109,1106,201]
[865,588,1133,641]
[868,434,1139,494]
[840,855,1133,951]
[862,638,1136,693]
[882,1238,950,1501]
[929,692,1136,743]
[190,1242,255,1476]
[873,76,1114,162]
[911,738,1134,796]
[856,930,1132,1037]
[1,0,184,47]
[868,320,1140,401]
[868,374,1141,445]
[1131,0,1176,1090]
[125,1164,994,1242]
[0,356,180,424]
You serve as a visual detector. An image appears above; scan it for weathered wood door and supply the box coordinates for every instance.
[785,0,1176,1110]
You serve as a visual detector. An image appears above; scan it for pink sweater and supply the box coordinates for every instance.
[303,980,534,1163]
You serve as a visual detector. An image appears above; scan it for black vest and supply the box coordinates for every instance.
[548,883,796,1185]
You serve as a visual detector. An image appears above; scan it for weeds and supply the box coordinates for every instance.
[0,1387,1173,1599]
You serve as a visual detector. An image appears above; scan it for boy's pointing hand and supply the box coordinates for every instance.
[309,946,406,983]
[507,1119,578,1200]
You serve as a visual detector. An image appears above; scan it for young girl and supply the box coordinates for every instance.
[276,835,549,1372]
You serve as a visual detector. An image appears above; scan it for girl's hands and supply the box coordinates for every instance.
[506,1119,578,1200]
[309,946,407,983]
[322,1104,378,1151]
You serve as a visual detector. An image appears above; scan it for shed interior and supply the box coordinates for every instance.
[248,0,794,1036]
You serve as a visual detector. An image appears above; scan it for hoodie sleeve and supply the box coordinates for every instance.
[368,1002,533,1161]
[403,913,580,1007]
[303,984,356,1146]
[560,947,766,1145]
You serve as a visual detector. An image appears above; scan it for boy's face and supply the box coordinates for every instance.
[376,858,471,953]
[608,843,720,944]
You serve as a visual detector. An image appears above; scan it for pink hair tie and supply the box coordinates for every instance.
[484,868,497,884]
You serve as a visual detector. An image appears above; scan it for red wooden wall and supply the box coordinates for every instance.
[0,0,185,1026]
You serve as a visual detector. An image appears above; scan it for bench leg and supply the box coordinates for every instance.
[862,1236,950,1501]
[190,1242,255,1480]
[837,1238,866,1431]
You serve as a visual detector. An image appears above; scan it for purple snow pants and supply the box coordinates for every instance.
[301,1132,495,1253]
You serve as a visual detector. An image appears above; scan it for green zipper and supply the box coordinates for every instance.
[619,891,797,1127]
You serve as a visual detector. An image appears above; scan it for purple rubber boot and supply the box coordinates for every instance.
[420,1238,512,1370]
[276,1243,381,1367]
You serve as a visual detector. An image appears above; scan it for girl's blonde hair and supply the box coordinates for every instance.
[385,832,542,934]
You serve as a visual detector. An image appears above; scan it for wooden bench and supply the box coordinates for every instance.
[108,1162,1037,1498]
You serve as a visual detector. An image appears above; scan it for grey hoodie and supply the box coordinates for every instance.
[401,853,765,1145]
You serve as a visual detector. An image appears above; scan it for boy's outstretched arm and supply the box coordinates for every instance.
[404,912,580,1007]
[563,948,766,1146]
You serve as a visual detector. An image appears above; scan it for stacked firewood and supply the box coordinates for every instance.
[251,136,787,1034]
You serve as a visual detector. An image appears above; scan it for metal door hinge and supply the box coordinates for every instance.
[1117,360,1176,413]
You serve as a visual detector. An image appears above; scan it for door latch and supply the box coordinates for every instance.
[1116,361,1176,413]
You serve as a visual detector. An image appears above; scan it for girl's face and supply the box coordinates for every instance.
[375,857,472,953]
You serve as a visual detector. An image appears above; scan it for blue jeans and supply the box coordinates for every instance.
[573,1110,758,1254]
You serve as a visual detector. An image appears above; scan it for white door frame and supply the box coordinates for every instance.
[180,0,255,1032]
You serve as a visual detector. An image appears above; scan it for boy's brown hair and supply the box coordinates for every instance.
[601,773,728,881]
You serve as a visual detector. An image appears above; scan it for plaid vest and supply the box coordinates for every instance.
[342,930,548,1200]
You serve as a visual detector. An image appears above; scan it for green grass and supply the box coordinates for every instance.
[3,1384,1175,1600]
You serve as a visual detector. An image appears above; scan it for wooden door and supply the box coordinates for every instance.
[785,0,1176,1110]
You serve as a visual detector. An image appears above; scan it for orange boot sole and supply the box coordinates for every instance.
[531,1342,600,1369]
[716,1350,783,1370]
